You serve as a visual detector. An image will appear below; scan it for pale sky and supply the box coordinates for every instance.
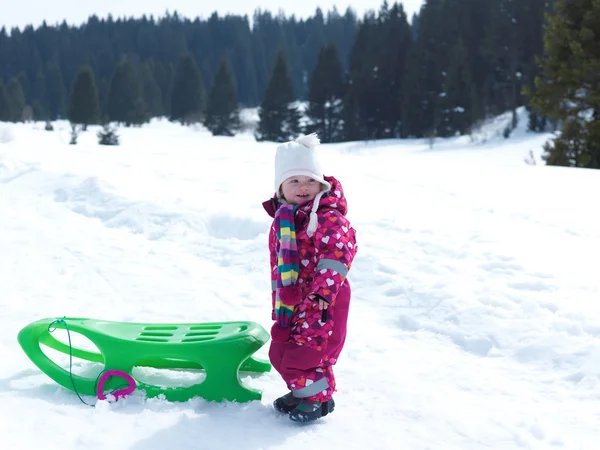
[0,0,424,30]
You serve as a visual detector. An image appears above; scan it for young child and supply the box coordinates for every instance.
[262,133,357,422]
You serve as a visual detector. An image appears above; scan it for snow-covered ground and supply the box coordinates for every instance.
[1,109,599,449]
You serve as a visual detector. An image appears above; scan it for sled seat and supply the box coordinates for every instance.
[17,317,271,403]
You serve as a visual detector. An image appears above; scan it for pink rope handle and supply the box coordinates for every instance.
[96,370,136,401]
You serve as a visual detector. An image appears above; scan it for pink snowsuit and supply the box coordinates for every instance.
[262,176,357,402]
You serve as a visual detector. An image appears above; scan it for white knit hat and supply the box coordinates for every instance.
[274,133,330,237]
[274,133,331,195]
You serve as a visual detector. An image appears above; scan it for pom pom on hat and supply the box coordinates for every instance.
[295,133,321,148]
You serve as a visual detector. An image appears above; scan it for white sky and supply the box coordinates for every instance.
[0,0,425,29]
[1,109,599,448]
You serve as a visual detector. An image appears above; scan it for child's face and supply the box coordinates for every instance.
[281,175,322,205]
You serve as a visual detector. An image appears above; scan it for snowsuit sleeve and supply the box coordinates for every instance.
[309,209,356,306]
[269,224,278,319]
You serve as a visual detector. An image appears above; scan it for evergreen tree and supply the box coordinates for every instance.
[108,58,148,126]
[255,50,300,142]
[526,0,600,168]
[151,60,173,116]
[440,38,472,136]
[305,43,345,143]
[32,71,49,120]
[0,28,7,82]
[453,0,491,129]
[68,65,100,130]
[6,77,26,122]
[301,9,328,96]
[377,2,412,138]
[97,122,120,145]
[46,62,67,119]
[17,72,31,106]
[326,7,358,74]
[482,0,522,127]
[171,53,205,124]
[523,0,554,132]
[139,62,164,118]
[342,87,363,141]
[401,45,426,137]
[405,0,445,138]
[344,16,373,140]
[527,106,549,133]
[69,123,79,145]
[97,77,110,118]
[0,81,10,121]
[204,59,240,136]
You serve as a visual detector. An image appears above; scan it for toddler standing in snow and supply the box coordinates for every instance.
[262,134,357,422]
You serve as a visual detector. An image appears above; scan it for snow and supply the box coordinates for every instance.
[1,108,599,449]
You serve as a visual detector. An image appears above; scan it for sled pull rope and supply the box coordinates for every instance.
[47,317,128,407]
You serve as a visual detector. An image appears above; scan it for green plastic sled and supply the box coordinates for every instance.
[17,317,271,403]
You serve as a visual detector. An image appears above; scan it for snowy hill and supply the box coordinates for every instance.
[1,111,599,449]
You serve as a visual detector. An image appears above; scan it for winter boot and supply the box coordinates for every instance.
[273,392,302,414]
[289,398,335,422]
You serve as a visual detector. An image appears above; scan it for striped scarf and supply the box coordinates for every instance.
[274,203,299,326]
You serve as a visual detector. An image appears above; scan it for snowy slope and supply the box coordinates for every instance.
[0,111,599,449]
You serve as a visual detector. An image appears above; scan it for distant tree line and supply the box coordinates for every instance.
[0,1,555,143]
